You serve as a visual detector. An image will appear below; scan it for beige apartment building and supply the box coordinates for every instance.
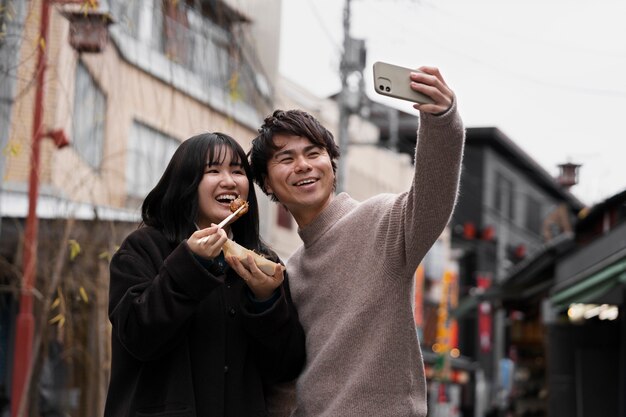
[2,0,280,217]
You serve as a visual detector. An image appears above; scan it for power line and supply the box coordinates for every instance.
[303,0,343,53]
[357,0,626,99]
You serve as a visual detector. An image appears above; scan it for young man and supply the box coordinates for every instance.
[250,67,465,416]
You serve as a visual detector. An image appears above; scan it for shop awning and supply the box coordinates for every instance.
[451,286,503,318]
[452,234,575,318]
[550,258,626,310]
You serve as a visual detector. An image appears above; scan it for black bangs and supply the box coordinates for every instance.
[207,138,243,167]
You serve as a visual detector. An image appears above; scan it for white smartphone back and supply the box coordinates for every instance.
[373,61,435,104]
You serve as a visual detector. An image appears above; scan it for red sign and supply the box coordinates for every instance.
[414,264,425,328]
[477,274,492,352]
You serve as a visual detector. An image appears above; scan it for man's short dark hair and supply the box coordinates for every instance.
[249,109,341,201]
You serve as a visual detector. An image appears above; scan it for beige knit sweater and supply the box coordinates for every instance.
[284,101,465,417]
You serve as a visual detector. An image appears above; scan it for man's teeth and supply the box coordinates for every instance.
[295,179,315,186]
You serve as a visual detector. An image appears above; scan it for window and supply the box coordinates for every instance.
[161,0,191,64]
[494,172,515,220]
[108,0,142,38]
[108,0,268,108]
[525,196,542,234]
[126,122,179,199]
[72,61,106,170]
[187,7,233,88]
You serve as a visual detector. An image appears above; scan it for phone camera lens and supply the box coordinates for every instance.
[378,84,384,91]
[385,87,390,92]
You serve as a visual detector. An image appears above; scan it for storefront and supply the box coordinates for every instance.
[417,231,483,417]
[547,216,626,417]
[423,352,479,417]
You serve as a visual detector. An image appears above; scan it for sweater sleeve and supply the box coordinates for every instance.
[378,99,465,276]
[108,232,223,361]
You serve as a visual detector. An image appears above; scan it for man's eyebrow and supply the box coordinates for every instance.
[273,148,294,159]
[273,144,321,158]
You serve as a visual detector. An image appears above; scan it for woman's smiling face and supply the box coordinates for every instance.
[196,146,249,231]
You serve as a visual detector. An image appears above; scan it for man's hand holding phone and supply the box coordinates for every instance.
[373,62,453,114]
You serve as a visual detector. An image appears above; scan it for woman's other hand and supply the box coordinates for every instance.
[226,254,284,300]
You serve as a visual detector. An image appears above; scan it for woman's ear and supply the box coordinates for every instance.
[264,179,273,195]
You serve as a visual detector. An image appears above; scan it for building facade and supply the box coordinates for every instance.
[450,127,584,416]
[546,189,626,417]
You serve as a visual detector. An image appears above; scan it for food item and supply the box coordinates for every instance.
[229,197,249,216]
[222,239,283,276]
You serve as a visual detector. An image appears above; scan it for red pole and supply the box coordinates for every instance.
[11,0,50,416]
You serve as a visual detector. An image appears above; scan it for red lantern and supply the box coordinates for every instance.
[481,225,496,241]
[463,222,476,240]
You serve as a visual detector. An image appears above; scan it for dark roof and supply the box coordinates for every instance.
[502,232,575,288]
[452,233,576,317]
[576,187,626,229]
[466,127,585,211]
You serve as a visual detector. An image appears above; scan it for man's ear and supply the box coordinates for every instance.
[264,178,273,195]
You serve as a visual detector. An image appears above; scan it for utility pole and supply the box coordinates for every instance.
[337,0,366,193]
[10,2,52,415]
[11,2,110,415]
[337,0,351,193]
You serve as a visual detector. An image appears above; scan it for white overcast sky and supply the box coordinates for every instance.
[278,0,626,206]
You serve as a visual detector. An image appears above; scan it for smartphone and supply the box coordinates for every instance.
[373,61,434,104]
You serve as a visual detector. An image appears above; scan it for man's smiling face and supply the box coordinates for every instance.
[264,134,335,227]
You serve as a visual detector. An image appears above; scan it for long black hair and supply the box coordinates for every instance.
[141,132,264,253]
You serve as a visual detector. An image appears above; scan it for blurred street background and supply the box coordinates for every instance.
[0,1,624,416]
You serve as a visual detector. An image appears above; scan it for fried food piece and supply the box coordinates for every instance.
[229,197,249,217]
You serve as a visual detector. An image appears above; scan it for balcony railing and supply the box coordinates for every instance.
[109,1,272,118]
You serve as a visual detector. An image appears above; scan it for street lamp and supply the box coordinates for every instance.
[10,1,110,417]
[63,9,114,53]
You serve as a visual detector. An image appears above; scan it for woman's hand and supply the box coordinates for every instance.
[188,225,228,259]
[226,254,284,300]
[409,66,454,114]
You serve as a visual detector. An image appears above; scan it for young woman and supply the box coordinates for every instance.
[104,132,305,417]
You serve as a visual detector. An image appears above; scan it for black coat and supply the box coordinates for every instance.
[104,226,305,417]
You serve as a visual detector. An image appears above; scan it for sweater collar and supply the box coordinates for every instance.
[298,192,357,247]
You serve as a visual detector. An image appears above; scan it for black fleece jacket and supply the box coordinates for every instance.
[104,226,305,417]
